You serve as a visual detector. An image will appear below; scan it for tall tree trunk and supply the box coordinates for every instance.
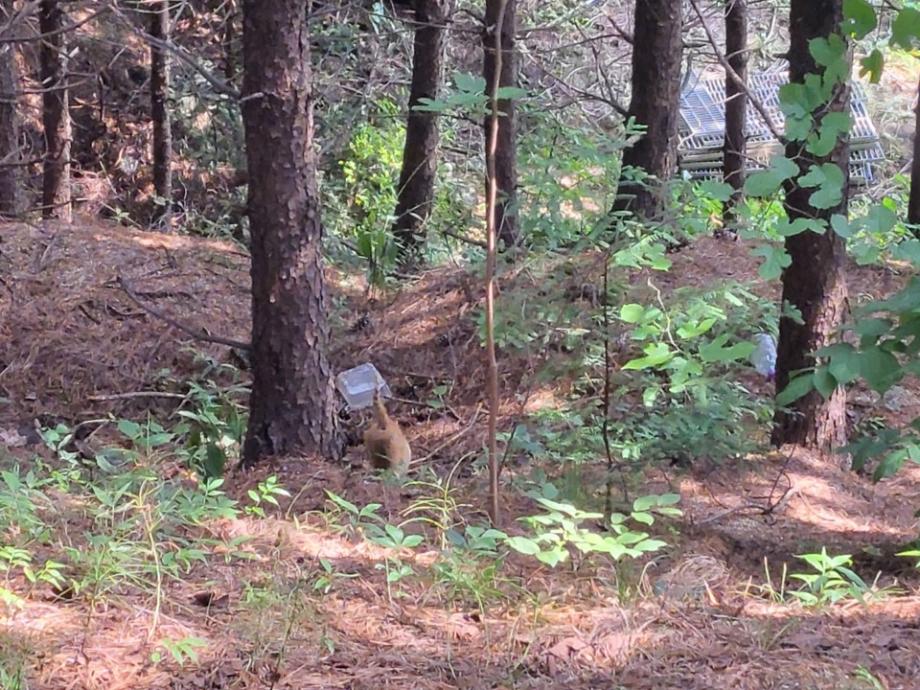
[150,0,172,224]
[612,0,683,217]
[40,0,71,222]
[772,0,850,452]
[722,0,747,226]
[241,0,342,464]
[483,0,518,247]
[0,0,22,217]
[909,71,920,226]
[392,0,449,254]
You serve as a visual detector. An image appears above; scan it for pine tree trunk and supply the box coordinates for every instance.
[241,0,343,464]
[722,0,747,226]
[483,0,518,247]
[40,0,71,222]
[612,0,683,217]
[392,0,449,253]
[909,71,920,226]
[150,0,172,223]
[772,0,849,452]
[0,0,22,217]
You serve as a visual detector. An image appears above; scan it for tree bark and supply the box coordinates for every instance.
[40,0,71,222]
[772,0,850,452]
[392,0,450,254]
[483,0,518,247]
[0,0,21,217]
[612,0,683,218]
[241,0,343,464]
[150,0,173,223]
[722,0,747,226]
[909,71,920,226]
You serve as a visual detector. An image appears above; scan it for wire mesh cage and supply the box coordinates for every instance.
[678,68,884,185]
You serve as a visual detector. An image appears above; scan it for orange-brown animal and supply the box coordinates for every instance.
[363,389,411,476]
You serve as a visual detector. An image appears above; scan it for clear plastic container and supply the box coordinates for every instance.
[335,363,392,410]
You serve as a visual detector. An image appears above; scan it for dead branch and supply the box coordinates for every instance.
[116,275,250,350]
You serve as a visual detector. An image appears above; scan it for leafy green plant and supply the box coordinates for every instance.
[0,467,49,541]
[504,494,680,568]
[401,475,469,549]
[326,99,404,286]
[177,382,248,479]
[245,476,290,517]
[445,525,508,557]
[323,491,384,538]
[788,548,875,607]
[151,636,208,666]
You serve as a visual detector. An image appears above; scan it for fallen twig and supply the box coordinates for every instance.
[88,391,187,402]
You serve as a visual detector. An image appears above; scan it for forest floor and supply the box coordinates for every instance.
[2,218,920,690]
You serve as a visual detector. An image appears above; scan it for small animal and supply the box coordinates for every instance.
[363,389,411,476]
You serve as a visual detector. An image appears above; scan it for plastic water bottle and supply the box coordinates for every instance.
[751,333,777,381]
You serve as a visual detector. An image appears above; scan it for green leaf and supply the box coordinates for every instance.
[830,213,854,238]
[892,8,920,50]
[634,538,668,553]
[874,448,908,481]
[623,343,674,370]
[453,71,485,93]
[810,35,847,66]
[619,304,645,323]
[800,164,845,209]
[632,495,657,512]
[505,536,541,556]
[699,334,755,363]
[813,366,838,399]
[892,239,920,266]
[859,49,884,84]
[676,317,717,339]
[774,217,826,237]
[536,547,568,567]
[852,317,892,340]
[844,428,899,473]
[776,372,815,406]
[117,419,141,439]
[842,0,878,39]
[203,444,226,479]
[324,490,359,516]
[859,346,901,393]
[808,112,851,156]
[494,86,529,100]
[743,156,799,197]
[817,342,861,384]
[697,180,733,202]
[630,511,654,526]
[859,205,898,236]
[752,244,792,280]
[810,37,850,86]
